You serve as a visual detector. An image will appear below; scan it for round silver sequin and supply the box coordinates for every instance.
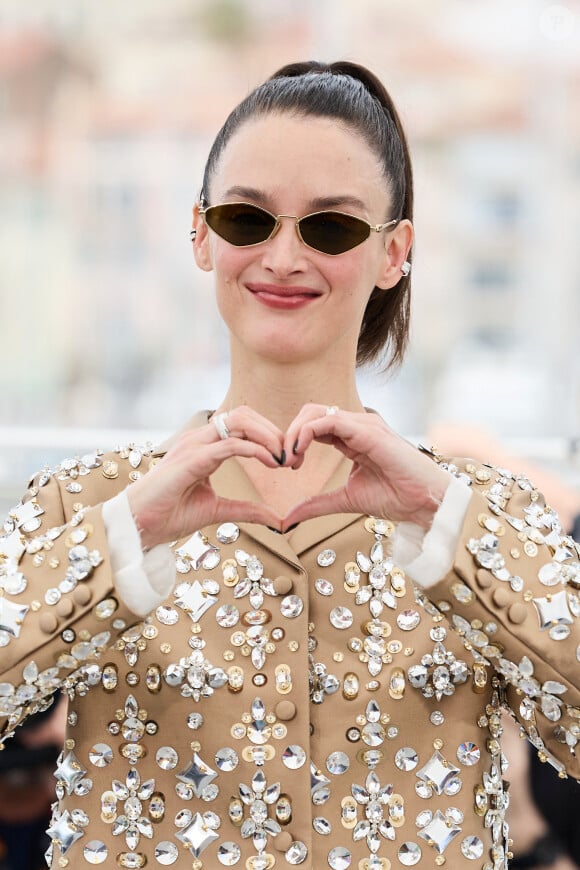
[83,841,108,864]
[156,606,179,625]
[217,523,240,544]
[457,742,480,766]
[285,841,308,864]
[156,746,178,770]
[155,841,179,864]
[315,578,334,596]
[318,549,336,567]
[538,563,561,586]
[461,836,484,860]
[430,627,447,642]
[3,573,26,595]
[215,747,239,771]
[283,745,307,769]
[313,817,332,835]
[510,575,524,592]
[45,587,61,605]
[329,607,353,629]
[217,842,242,865]
[398,842,422,865]
[395,747,418,772]
[328,846,352,869]
[216,604,240,627]
[549,625,571,641]
[88,743,113,767]
[326,752,350,774]
[397,610,420,631]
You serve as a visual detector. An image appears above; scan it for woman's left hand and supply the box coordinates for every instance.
[282,405,453,531]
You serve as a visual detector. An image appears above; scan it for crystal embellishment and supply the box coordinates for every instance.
[416,750,461,795]
[175,580,218,622]
[417,809,461,854]
[175,812,219,857]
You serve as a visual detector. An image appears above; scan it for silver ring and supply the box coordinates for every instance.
[213,412,230,440]
[325,405,339,416]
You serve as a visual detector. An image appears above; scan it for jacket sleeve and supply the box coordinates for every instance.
[424,455,580,780]
[0,464,142,745]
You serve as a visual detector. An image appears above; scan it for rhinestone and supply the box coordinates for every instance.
[430,711,445,726]
[156,606,179,625]
[89,743,113,767]
[510,576,524,592]
[315,578,334,596]
[395,747,418,772]
[216,604,239,628]
[283,744,307,769]
[397,610,420,631]
[217,523,240,544]
[398,842,422,865]
[457,742,480,766]
[83,841,107,864]
[202,550,221,570]
[328,846,352,869]
[417,808,461,854]
[217,842,242,865]
[285,841,308,864]
[444,777,462,795]
[122,717,145,742]
[280,595,304,619]
[175,809,193,827]
[175,782,193,800]
[318,549,336,567]
[416,750,460,794]
[175,811,219,855]
[215,747,238,771]
[461,836,484,860]
[313,817,332,835]
[156,746,178,770]
[326,751,349,774]
[549,624,571,640]
[346,728,360,742]
[154,841,178,865]
[330,607,353,629]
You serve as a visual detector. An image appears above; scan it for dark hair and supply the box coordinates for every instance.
[201,60,413,369]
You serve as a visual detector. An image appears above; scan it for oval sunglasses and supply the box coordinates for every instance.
[193,201,399,256]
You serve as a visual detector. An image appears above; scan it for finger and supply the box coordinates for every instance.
[283,402,337,460]
[213,497,282,530]
[208,407,285,461]
[283,486,354,528]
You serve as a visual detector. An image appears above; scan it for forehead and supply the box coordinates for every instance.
[211,113,389,209]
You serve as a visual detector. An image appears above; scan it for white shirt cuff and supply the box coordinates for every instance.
[392,475,473,588]
[102,491,176,617]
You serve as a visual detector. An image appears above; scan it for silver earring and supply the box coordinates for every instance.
[189,229,196,241]
[401,260,411,277]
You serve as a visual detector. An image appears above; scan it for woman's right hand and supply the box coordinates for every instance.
[126,407,284,550]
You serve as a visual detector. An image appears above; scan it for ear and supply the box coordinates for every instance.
[191,203,213,273]
[375,219,414,290]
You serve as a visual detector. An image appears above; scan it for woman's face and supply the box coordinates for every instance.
[194,113,411,367]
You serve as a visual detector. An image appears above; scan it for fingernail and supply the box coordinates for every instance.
[280,449,286,465]
[272,453,283,465]
[292,439,299,455]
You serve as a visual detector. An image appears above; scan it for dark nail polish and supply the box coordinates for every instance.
[280,450,286,465]
[272,453,283,465]
[292,439,299,455]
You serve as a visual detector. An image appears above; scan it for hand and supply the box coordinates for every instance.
[282,405,452,530]
[127,407,284,549]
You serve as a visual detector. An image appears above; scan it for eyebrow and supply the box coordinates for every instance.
[221,186,368,213]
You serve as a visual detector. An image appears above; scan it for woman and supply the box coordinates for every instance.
[1,61,579,870]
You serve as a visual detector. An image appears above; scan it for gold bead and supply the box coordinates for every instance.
[160,642,171,653]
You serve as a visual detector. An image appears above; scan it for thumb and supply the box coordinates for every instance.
[283,487,353,530]
[214,497,282,531]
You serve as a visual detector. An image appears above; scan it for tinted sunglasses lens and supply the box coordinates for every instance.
[299,212,370,255]
[205,204,275,246]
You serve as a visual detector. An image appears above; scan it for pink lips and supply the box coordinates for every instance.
[246,283,322,310]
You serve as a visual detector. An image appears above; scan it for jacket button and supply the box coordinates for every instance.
[508,603,527,625]
[73,586,92,606]
[274,832,293,852]
[273,575,293,594]
[56,598,74,617]
[39,612,58,634]
[275,700,297,721]
[492,588,510,607]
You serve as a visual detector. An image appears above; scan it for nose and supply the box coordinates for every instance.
[261,215,307,276]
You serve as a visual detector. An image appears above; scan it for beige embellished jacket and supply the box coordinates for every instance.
[1,419,580,870]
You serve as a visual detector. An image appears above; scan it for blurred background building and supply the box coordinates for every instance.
[1,0,580,511]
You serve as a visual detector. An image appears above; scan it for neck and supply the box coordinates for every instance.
[217,346,366,429]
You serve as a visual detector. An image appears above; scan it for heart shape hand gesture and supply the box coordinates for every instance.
[127,405,452,550]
